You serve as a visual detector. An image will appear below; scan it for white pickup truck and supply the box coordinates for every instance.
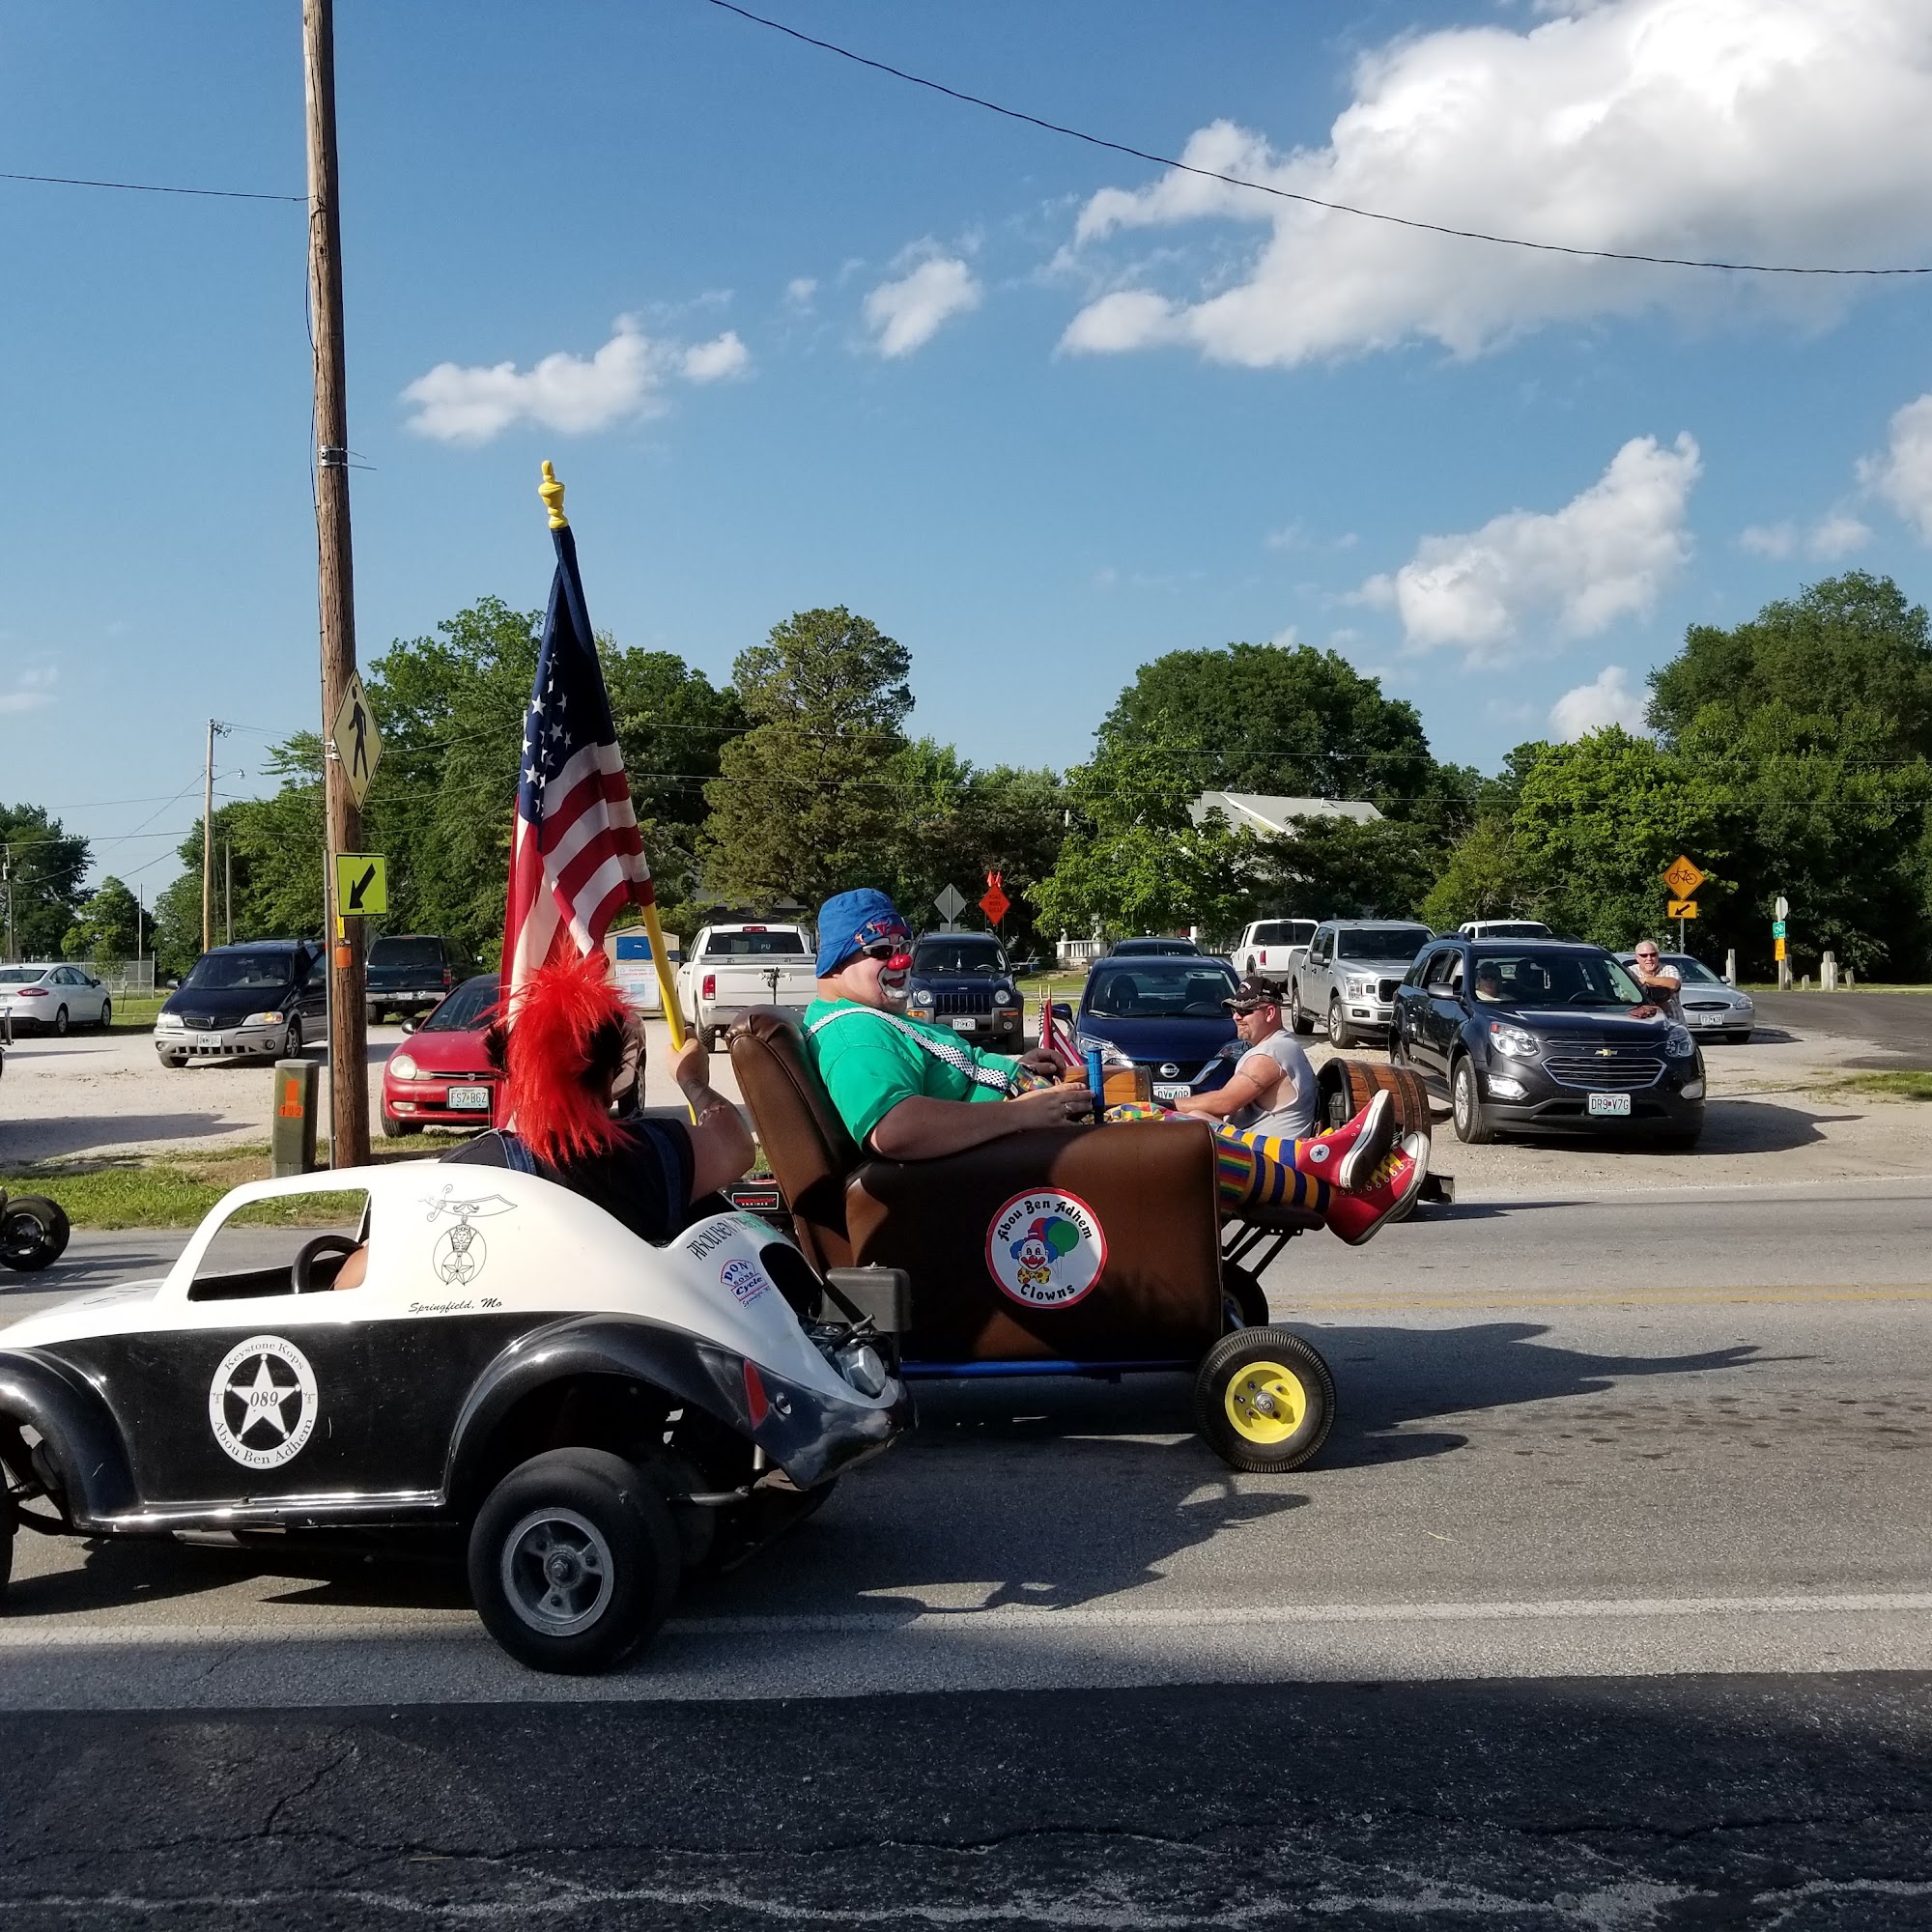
[1230,918,1318,982]
[676,923,816,1045]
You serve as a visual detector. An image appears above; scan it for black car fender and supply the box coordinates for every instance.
[0,1348,140,1530]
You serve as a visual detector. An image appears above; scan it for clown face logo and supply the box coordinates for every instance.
[986,1189,1107,1308]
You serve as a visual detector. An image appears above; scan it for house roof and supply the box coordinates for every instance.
[1187,791,1384,835]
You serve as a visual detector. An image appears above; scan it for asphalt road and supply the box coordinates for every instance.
[1749,989,1932,1067]
[5,1182,1931,1923]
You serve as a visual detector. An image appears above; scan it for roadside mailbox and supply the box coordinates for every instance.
[270,1057,319,1177]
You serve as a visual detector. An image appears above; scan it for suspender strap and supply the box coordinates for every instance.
[807,1003,1019,1095]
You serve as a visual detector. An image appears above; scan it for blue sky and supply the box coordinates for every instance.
[6,0,1932,895]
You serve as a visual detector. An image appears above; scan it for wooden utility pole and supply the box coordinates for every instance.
[200,719,215,953]
[304,0,368,1167]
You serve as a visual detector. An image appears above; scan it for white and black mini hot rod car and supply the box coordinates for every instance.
[0,1164,910,1672]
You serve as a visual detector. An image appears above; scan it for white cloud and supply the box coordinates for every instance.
[680,331,750,383]
[1859,392,1932,541]
[402,316,752,444]
[1359,433,1700,664]
[1060,0,1932,366]
[784,277,817,308]
[863,251,982,358]
[1550,666,1651,739]
[1741,511,1870,559]
[0,667,56,716]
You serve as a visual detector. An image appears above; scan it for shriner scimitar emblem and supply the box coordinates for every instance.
[207,1335,318,1469]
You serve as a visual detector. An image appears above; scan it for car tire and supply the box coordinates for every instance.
[1195,1325,1335,1474]
[98,999,112,1030]
[1327,997,1354,1050]
[1220,1263,1271,1331]
[158,1050,188,1068]
[283,1019,302,1061]
[1290,984,1316,1036]
[51,1006,69,1038]
[381,1108,421,1139]
[1451,1056,1494,1145]
[0,1194,71,1271]
[468,1448,681,1675]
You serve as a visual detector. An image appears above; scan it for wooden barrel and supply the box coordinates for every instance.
[1317,1056,1434,1139]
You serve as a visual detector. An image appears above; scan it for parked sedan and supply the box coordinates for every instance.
[1392,939,1705,1149]
[382,972,499,1136]
[903,932,1023,1051]
[0,963,112,1035]
[1616,952,1754,1043]
[1074,954,1239,1101]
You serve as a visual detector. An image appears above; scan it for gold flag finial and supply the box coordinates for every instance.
[539,459,568,529]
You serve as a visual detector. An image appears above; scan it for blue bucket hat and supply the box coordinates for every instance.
[814,889,910,977]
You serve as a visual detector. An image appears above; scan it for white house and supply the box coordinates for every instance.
[1187,791,1383,835]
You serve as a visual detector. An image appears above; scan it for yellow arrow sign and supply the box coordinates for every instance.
[1662,854,1707,899]
[334,852,387,917]
[1668,898,1698,920]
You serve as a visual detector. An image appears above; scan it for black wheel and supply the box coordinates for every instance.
[1450,1056,1494,1145]
[159,1051,187,1069]
[468,1448,680,1674]
[1289,984,1316,1036]
[98,999,112,1029]
[1327,997,1353,1050]
[0,1194,71,1271]
[51,1006,69,1038]
[1196,1325,1335,1473]
[381,1108,421,1139]
[1220,1263,1270,1330]
[283,1018,302,1060]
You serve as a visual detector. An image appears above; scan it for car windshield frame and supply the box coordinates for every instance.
[911,939,1008,978]
[418,976,500,1033]
[182,950,300,991]
[1335,926,1433,961]
[1470,946,1647,1009]
[1086,960,1239,1019]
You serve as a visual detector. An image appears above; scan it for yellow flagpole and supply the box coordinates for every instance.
[538,460,690,1059]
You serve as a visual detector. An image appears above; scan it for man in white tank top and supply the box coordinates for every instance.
[1171,974,1318,1141]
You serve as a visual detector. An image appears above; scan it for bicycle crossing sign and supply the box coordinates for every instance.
[1662,854,1706,899]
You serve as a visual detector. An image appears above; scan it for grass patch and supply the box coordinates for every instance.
[1836,1070,1932,1103]
[105,994,167,1032]
[2,1132,480,1230]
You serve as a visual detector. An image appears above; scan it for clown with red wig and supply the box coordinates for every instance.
[445,953,753,1244]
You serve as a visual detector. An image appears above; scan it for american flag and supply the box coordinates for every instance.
[499,521,653,1008]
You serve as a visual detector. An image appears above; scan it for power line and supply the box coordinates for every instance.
[706,0,1932,279]
[0,168,301,203]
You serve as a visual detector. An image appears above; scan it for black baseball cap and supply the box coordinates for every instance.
[1224,973,1287,1013]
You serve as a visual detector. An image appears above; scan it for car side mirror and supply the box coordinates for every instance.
[1051,1001,1074,1021]
[399,1018,417,1036]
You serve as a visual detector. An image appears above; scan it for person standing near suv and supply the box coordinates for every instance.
[1628,940,1683,1020]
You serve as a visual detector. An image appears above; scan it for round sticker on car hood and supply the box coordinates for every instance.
[208,1334,319,1469]
[986,1189,1107,1308]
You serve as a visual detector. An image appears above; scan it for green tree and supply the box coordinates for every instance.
[1095,641,1439,813]
[0,804,90,958]
[63,876,144,965]
[699,608,912,909]
[1258,814,1443,923]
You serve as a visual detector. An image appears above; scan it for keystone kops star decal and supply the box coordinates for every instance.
[207,1335,318,1469]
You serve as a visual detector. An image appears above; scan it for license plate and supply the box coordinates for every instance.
[1153,1081,1190,1102]
[191,1033,223,1049]
[1587,1092,1632,1117]
[446,1085,490,1111]
[951,1018,977,1032]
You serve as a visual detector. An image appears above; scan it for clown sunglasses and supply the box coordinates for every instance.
[859,939,913,969]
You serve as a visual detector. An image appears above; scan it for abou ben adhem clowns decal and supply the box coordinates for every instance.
[985,1189,1107,1308]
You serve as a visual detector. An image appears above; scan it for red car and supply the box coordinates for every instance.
[381,973,499,1137]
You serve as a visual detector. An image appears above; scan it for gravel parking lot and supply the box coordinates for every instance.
[5,1004,1931,1195]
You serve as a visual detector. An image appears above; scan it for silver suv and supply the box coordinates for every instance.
[1291,919,1434,1048]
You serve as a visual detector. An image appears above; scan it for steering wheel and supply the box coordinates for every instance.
[293,1232,360,1293]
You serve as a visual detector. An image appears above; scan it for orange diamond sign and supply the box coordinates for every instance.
[1662,854,1706,899]
[980,870,1010,927]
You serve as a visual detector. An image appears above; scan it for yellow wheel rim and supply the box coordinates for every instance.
[1223,1360,1308,1444]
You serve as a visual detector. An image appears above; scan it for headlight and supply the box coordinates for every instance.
[243,1009,285,1027]
[909,990,934,1007]
[156,1012,185,1031]
[1680,1077,1705,1100]
[1663,1025,1695,1059]
[993,988,1017,1008]
[1489,1021,1540,1060]
[835,1340,890,1398]
[1347,977,1376,998]
[389,1052,419,1080]
[1487,1074,1527,1099]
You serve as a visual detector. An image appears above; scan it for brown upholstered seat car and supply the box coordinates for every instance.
[727,1009,1340,1472]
